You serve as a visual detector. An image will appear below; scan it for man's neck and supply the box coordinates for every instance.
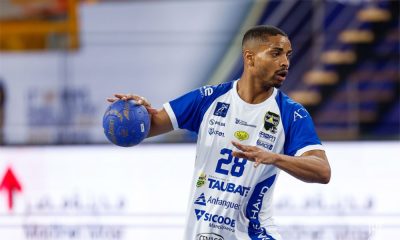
[237,74,274,104]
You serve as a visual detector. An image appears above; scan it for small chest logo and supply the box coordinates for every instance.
[213,102,230,117]
[196,173,207,188]
[196,233,224,240]
[194,193,207,206]
[201,86,214,97]
[234,131,249,141]
[264,111,280,134]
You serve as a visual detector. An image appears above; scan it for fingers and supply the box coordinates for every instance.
[114,93,141,102]
[107,94,157,115]
[137,96,150,106]
[232,150,261,168]
[109,94,152,106]
[232,141,251,152]
[232,150,256,160]
[146,107,158,114]
[232,141,258,153]
[232,141,262,168]
[232,151,249,159]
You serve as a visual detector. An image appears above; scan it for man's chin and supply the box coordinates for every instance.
[262,79,282,90]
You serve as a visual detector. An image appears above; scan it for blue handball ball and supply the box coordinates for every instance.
[103,100,151,147]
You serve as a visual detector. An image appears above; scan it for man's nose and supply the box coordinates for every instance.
[281,56,289,68]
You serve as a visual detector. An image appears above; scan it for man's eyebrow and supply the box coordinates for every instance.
[271,47,293,54]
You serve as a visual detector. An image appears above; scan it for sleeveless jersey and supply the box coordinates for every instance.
[163,80,324,240]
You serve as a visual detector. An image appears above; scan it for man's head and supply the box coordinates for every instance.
[242,25,292,89]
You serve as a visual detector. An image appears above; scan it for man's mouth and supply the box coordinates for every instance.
[274,70,288,81]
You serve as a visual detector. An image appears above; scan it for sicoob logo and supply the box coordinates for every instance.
[213,102,230,117]
[194,209,236,228]
[196,233,224,240]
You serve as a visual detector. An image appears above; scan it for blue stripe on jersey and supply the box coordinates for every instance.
[169,81,234,133]
[275,90,322,156]
[246,174,276,240]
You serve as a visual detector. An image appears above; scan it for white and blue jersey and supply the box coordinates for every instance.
[163,80,324,240]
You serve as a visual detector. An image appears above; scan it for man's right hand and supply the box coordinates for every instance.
[107,93,173,137]
[107,94,158,114]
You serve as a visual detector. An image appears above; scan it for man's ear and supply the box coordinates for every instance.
[243,50,254,67]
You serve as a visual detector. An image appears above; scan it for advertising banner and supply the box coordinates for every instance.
[0,142,399,239]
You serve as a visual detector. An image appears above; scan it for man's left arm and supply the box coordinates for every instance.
[232,141,331,184]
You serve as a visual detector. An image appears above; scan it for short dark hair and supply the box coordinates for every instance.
[242,25,288,47]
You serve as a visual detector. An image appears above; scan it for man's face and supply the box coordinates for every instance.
[248,35,292,88]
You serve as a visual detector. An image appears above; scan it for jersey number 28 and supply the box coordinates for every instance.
[215,148,247,177]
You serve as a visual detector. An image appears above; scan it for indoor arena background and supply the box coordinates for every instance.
[0,0,399,239]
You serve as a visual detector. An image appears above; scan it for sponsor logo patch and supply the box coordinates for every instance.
[234,131,249,141]
[200,86,214,97]
[194,193,241,210]
[207,178,251,197]
[256,139,273,150]
[213,102,230,117]
[195,209,206,220]
[264,111,280,134]
[196,173,207,188]
[194,209,236,228]
[196,233,224,240]
[209,119,226,127]
[208,128,225,137]
[258,131,276,143]
[194,193,207,206]
[235,118,257,128]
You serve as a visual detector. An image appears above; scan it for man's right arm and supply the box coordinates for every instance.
[148,108,173,137]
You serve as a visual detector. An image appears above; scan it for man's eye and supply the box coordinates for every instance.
[271,52,279,57]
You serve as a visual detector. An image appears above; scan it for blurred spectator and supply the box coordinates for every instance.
[0,78,5,144]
